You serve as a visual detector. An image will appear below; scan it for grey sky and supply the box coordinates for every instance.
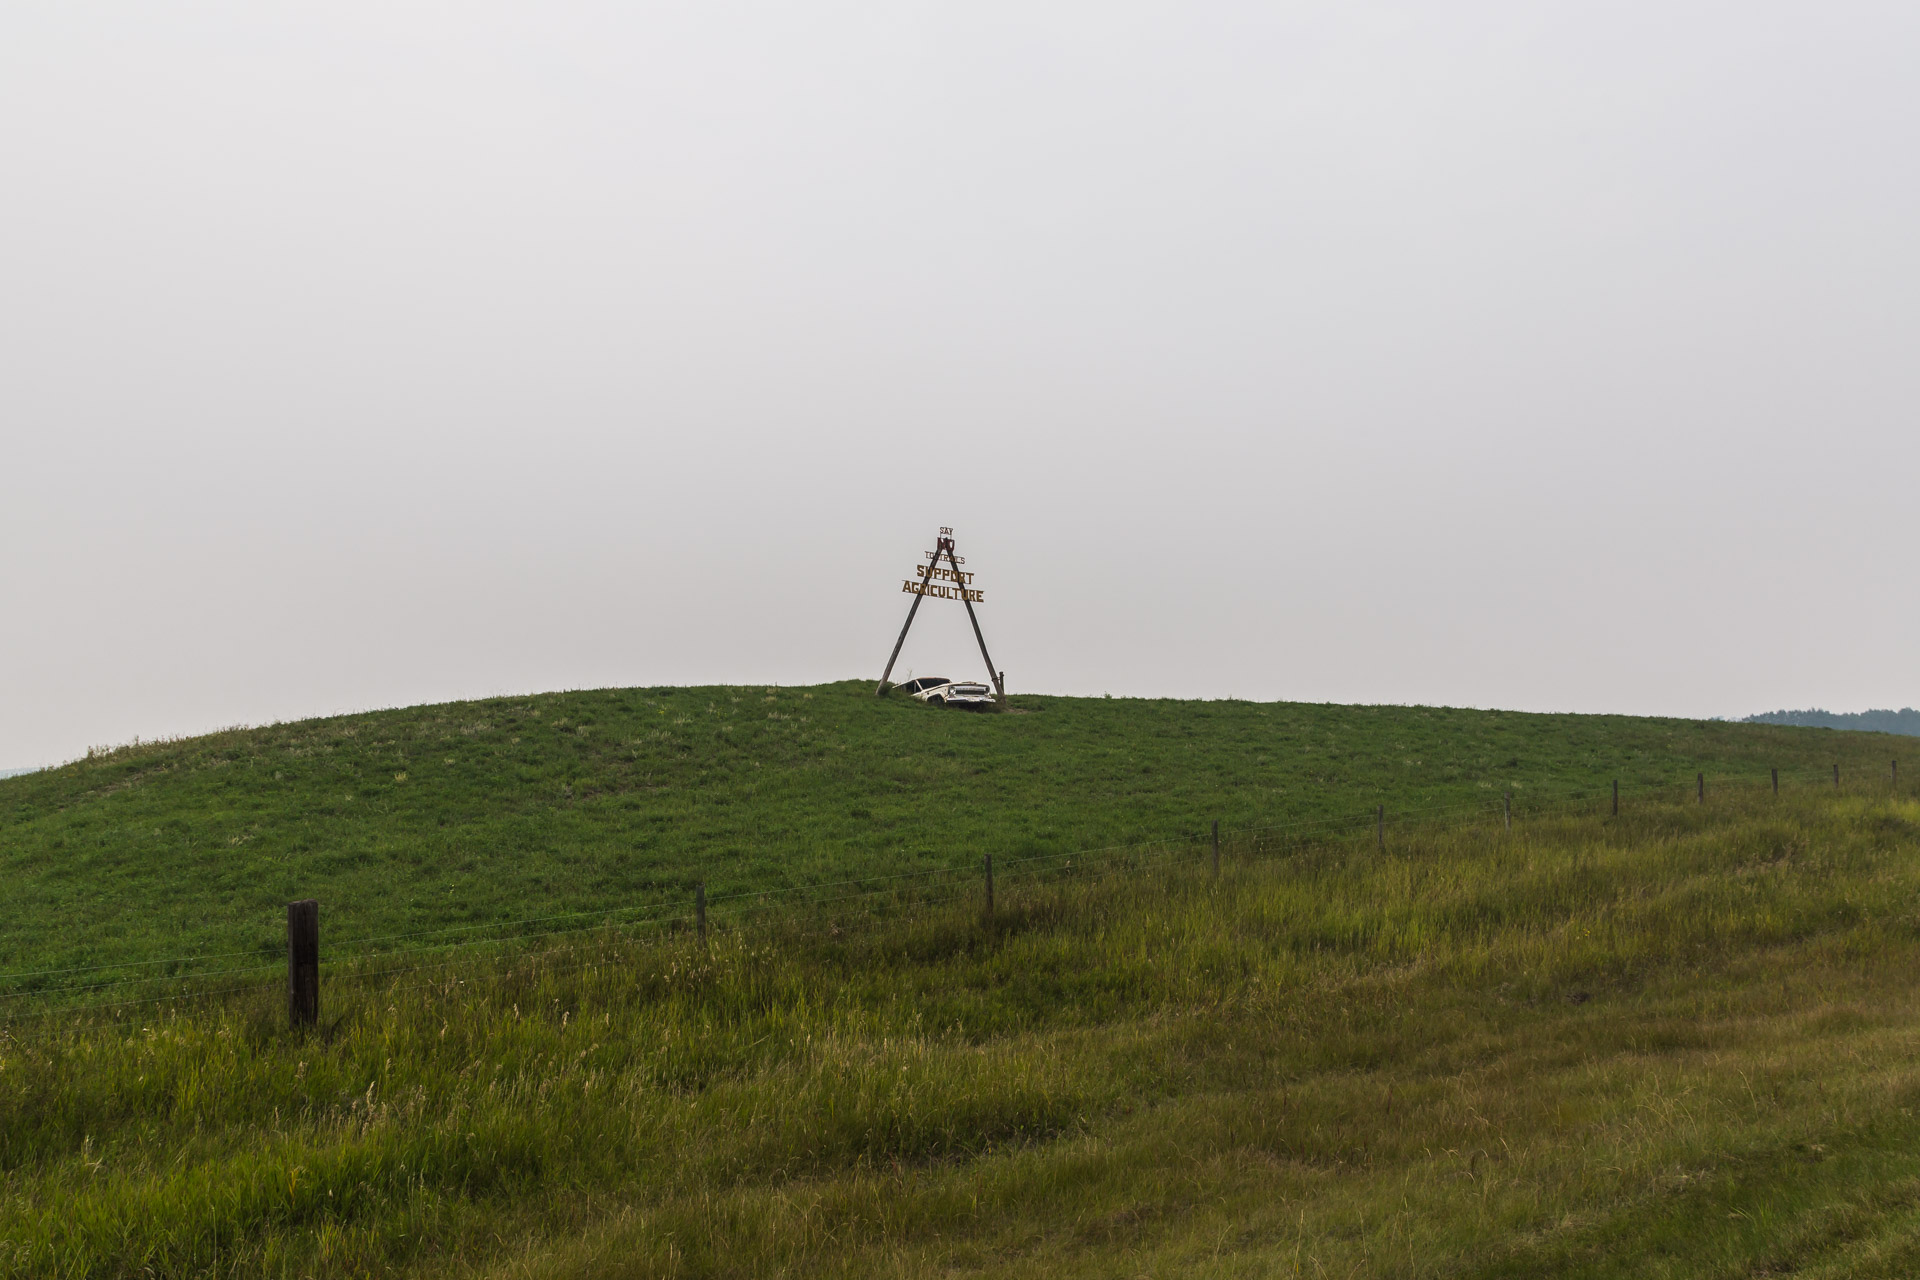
[3,1,1917,768]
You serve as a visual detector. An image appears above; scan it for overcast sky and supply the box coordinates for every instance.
[3,1,1917,768]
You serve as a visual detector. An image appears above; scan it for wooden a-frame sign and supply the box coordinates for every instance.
[876,528,1005,702]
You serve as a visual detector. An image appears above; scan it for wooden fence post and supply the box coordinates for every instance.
[1834,764,1841,790]
[1697,772,1704,804]
[983,854,994,922]
[1772,767,1778,795]
[1212,819,1220,877]
[287,899,318,1029]
[1504,790,1512,833]
[1377,805,1385,852]
[696,881,707,944]
[1612,779,1619,817]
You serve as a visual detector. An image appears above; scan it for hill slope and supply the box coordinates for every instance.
[1,682,1908,982]
[8,790,1920,1276]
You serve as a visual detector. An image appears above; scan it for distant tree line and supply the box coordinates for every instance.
[1744,708,1920,737]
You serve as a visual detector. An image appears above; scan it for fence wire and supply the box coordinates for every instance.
[0,761,1903,1027]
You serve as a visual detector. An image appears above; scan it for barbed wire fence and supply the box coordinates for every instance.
[0,756,1906,1034]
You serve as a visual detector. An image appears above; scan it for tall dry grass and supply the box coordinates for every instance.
[7,788,1920,1276]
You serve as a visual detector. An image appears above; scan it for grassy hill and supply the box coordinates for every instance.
[1,683,1909,994]
[8,788,1920,1276]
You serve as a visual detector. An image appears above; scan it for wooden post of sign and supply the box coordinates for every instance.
[942,545,1005,704]
[1611,779,1619,817]
[876,539,943,695]
[1697,772,1704,804]
[1212,819,1220,877]
[696,881,707,944]
[983,854,994,923]
[1772,767,1779,796]
[287,900,318,1028]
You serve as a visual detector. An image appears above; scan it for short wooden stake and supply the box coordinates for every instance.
[696,881,707,943]
[287,899,319,1029]
[1212,819,1220,877]
[1697,772,1704,804]
[1611,779,1618,817]
[1772,767,1778,795]
[983,854,994,922]
[1376,805,1385,852]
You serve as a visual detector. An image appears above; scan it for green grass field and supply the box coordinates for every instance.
[8,786,1920,1277]
[0,683,1906,997]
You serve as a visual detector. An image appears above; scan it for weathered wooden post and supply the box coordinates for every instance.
[1504,790,1512,833]
[287,899,318,1029]
[1697,772,1704,804]
[1834,763,1841,790]
[942,542,1004,704]
[1772,767,1779,795]
[1611,779,1618,817]
[878,539,940,695]
[696,881,707,944]
[1376,805,1385,852]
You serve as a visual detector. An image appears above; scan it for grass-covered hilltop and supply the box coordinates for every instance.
[4,687,1920,1276]
[0,682,1908,989]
